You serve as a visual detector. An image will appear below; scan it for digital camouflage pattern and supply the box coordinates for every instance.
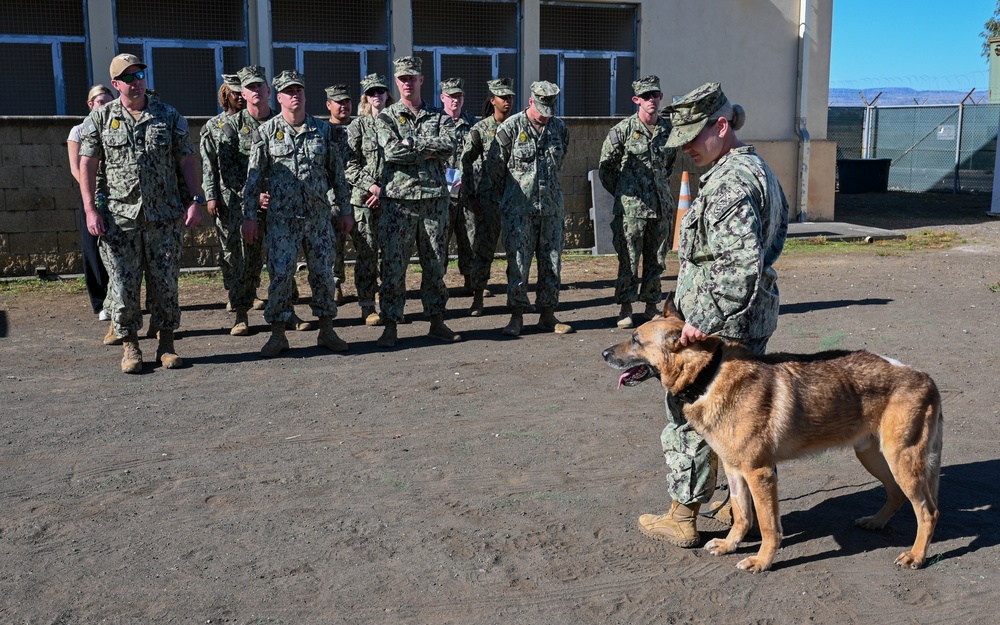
[487,78,515,96]
[663,82,728,148]
[243,114,351,220]
[215,107,277,309]
[528,81,560,118]
[660,335,769,504]
[674,145,788,340]
[459,115,505,291]
[330,121,352,286]
[244,113,351,323]
[445,110,478,278]
[345,114,385,307]
[325,84,352,101]
[599,113,678,304]
[492,111,570,308]
[375,100,455,323]
[78,96,194,338]
[375,101,455,199]
[201,110,239,292]
[439,77,464,95]
[78,98,194,222]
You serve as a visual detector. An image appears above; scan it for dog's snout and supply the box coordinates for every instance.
[602,347,615,362]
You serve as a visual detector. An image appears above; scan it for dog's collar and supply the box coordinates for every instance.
[674,349,724,404]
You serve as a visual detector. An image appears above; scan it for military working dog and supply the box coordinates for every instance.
[602,299,942,572]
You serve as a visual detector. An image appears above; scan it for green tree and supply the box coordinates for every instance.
[982,1,1000,58]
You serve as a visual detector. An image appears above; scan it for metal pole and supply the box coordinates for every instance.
[954,102,964,194]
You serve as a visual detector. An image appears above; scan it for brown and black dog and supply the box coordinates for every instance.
[602,298,943,572]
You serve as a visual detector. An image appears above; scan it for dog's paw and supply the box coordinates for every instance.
[704,538,736,556]
[854,515,888,530]
[894,551,925,569]
[736,556,772,573]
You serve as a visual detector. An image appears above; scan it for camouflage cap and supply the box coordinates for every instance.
[222,74,242,90]
[238,65,267,88]
[273,69,305,92]
[361,73,388,93]
[632,75,661,97]
[440,77,464,95]
[530,81,560,117]
[393,56,422,77]
[664,82,728,148]
[109,53,146,80]
[487,78,515,97]
[325,84,352,101]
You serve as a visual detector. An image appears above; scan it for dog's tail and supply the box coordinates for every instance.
[928,400,943,506]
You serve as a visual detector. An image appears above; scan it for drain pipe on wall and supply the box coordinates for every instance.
[795,0,812,222]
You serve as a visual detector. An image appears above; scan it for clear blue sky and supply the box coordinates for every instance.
[830,0,995,91]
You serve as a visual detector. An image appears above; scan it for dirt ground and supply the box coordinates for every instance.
[1,192,999,624]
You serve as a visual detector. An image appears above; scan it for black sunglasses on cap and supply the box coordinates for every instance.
[117,70,146,84]
[365,87,387,96]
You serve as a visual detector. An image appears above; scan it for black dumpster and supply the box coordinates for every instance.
[837,158,891,193]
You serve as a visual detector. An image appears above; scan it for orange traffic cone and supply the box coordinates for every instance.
[673,171,691,251]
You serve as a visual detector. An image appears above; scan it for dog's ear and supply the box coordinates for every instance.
[662,292,684,321]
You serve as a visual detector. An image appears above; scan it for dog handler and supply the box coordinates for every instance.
[638,83,789,547]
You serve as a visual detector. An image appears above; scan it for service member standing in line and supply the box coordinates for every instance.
[598,75,677,329]
[326,84,354,306]
[201,73,248,323]
[490,81,572,337]
[345,73,394,327]
[79,53,205,374]
[213,65,277,336]
[373,56,460,348]
[439,77,477,293]
[241,70,354,358]
[637,82,789,548]
[458,77,515,317]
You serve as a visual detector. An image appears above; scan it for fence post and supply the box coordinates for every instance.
[861,105,872,158]
[954,102,964,194]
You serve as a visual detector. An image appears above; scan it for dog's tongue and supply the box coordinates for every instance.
[618,367,641,389]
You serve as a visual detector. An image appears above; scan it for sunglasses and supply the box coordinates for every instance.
[637,91,662,101]
[117,70,145,84]
[365,87,387,96]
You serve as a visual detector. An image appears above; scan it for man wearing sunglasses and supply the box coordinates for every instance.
[598,75,678,330]
[78,53,205,374]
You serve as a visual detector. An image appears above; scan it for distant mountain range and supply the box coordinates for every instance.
[829,87,990,106]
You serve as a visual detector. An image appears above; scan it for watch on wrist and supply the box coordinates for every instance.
[192,195,205,204]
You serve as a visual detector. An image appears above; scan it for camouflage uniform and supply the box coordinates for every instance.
[79,96,195,338]
[598,76,677,307]
[490,82,569,310]
[218,102,275,310]
[243,72,351,325]
[345,109,385,309]
[374,71,455,323]
[459,78,515,293]
[202,74,251,304]
[440,78,477,280]
[660,83,789,505]
[326,84,353,289]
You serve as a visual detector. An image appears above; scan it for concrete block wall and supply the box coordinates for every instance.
[0,117,217,277]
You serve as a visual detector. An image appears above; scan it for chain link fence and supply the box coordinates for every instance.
[829,103,1000,193]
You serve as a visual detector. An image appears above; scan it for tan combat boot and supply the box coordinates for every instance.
[361,306,383,326]
[616,303,634,329]
[121,333,142,374]
[538,307,573,334]
[231,308,250,336]
[376,321,397,348]
[103,321,122,346]
[428,314,461,342]
[317,316,349,352]
[156,329,183,369]
[252,297,266,311]
[501,307,524,337]
[469,290,485,317]
[286,311,314,331]
[637,501,701,547]
[261,322,289,358]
